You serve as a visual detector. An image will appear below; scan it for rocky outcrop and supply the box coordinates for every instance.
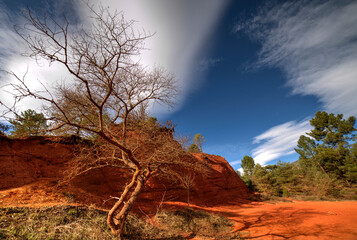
[0,136,251,207]
[0,136,72,190]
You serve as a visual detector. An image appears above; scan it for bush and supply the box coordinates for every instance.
[188,144,200,153]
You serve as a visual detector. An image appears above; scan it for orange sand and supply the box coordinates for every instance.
[200,200,357,240]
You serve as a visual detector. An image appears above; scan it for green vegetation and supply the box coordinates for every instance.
[188,143,201,153]
[0,206,239,240]
[193,133,206,152]
[187,134,206,153]
[295,111,356,184]
[239,111,357,200]
[9,109,47,137]
[241,155,255,177]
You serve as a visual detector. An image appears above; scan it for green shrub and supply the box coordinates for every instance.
[188,144,200,153]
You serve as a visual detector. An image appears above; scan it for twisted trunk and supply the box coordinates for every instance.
[107,168,150,238]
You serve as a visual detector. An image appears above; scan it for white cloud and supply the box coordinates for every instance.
[0,4,74,115]
[235,0,357,117]
[1,57,71,113]
[0,0,229,116]
[251,120,311,165]
[229,160,241,166]
[83,0,230,115]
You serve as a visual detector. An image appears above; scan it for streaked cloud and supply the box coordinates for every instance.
[0,4,25,68]
[251,120,311,165]
[0,4,73,114]
[235,0,357,117]
[71,0,229,114]
[229,160,241,166]
[0,0,229,115]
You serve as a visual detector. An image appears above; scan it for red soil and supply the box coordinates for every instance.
[204,200,357,240]
[1,136,356,239]
[157,200,357,240]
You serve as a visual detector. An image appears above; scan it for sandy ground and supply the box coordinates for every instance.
[200,200,357,240]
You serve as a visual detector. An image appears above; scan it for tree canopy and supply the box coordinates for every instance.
[10,109,47,137]
[295,111,356,182]
[308,111,355,148]
[241,155,255,176]
[193,133,205,152]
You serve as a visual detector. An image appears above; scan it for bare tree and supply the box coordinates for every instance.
[175,134,192,151]
[176,172,196,208]
[0,5,203,238]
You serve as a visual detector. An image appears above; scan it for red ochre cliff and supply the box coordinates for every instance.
[0,136,251,209]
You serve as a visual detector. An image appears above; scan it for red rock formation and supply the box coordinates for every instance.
[0,136,251,208]
[0,136,72,190]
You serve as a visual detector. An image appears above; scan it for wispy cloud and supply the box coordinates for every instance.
[229,160,241,166]
[0,5,24,67]
[0,4,73,114]
[87,0,229,115]
[235,0,357,117]
[252,120,311,165]
[0,0,229,116]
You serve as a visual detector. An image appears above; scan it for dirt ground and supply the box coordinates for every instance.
[1,181,357,240]
[198,200,357,240]
[1,186,357,239]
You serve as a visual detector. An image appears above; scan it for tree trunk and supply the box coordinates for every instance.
[107,169,139,235]
[317,162,330,179]
[107,169,149,238]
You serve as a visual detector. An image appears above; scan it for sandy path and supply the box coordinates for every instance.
[202,200,357,240]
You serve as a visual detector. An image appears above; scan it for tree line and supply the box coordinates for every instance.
[239,111,357,200]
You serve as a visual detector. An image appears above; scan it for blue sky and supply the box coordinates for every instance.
[1,0,357,170]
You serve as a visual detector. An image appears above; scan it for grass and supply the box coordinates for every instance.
[0,205,242,239]
[0,205,112,240]
[155,208,241,239]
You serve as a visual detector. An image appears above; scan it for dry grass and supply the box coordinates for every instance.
[0,206,242,239]
[0,206,113,239]
[155,208,242,239]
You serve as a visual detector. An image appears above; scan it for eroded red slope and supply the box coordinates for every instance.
[0,136,251,208]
